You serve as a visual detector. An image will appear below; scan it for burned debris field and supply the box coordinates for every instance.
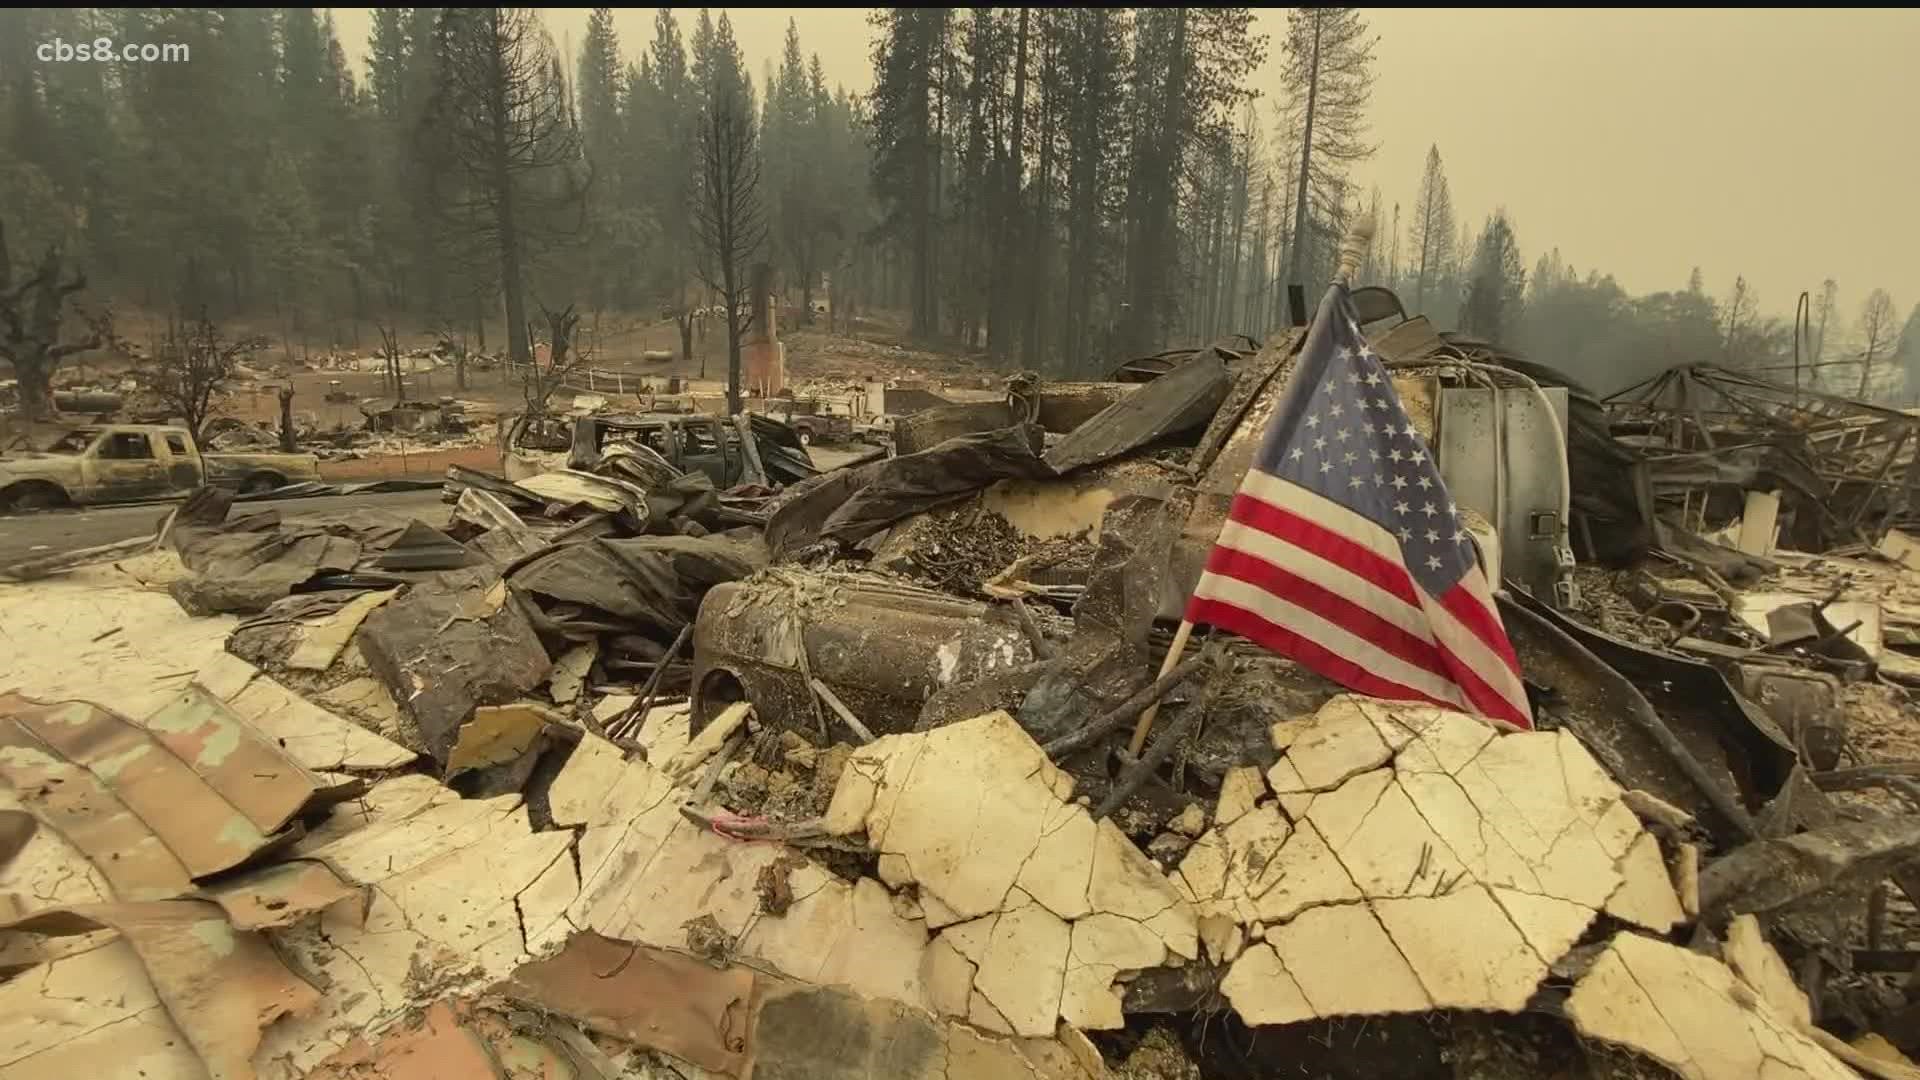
[4,6,1920,1080]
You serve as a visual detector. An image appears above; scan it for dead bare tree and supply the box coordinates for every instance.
[522,302,593,414]
[376,322,405,401]
[433,318,470,391]
[0,220,109,424]
[691,12,768,416]
[1723,275,1755,368]
[1857,288,1899,400]
[140,310,268,444]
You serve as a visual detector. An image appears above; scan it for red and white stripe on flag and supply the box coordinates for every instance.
[1185,468,1533,732]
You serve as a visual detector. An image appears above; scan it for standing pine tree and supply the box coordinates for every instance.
[576,7,624,310]
[434,7,586,365]
[1278,7,1375,291]
[1118,8,1263,355]
[690,10,766,415]
[870,8,952,339]
[1460,211,1525,342]
[1409,145,1454,317]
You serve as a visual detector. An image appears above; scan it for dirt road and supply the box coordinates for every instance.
[0,488,451,565]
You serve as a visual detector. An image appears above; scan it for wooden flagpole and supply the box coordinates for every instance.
[1127,214,1376,758]
[1128,619,1194,756]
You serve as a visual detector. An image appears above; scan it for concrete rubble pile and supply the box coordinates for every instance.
[8,289,1920,1078]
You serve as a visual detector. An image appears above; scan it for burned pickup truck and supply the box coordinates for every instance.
[0,423,320,512]
[501,411,818,489]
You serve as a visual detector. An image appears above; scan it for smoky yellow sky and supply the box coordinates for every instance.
[333,7,1919,325]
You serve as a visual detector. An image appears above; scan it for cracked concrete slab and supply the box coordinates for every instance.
[1310,773,1469,899]
[0,939,206,1080]
[1724,914,1810,1028]
[1263,752,1307,804]
[544,643,595,705]
[1219,941,1316,1025]
[1017,803,1096,921]
[311,678,407,746]
[561,749,938,1014]
[1567,932,1854,1080]
[0,578,236,722]
[1088,819,1195,956]
[1374,885,1545,1011]
[286,588,396,672]
[292,774,455,854]
[1298,766,1393,850]
[556,736,686,839]
[1268,716,1313,753]
[738,875,929,1010]
[1217,804,1292,900]
[1204,694,1667,1029]
[1357,699,1422,753]
[975,892,1072,1038]
[1261,903,1430,1017]
[1488,886,1596,971]
[1059,912,1167,1031]
[193,653,415,772]
[1398,727,1634,911]
[921,933,977,1020]
[1213,766,1264,827]
[1175,828,1228,903]
[834,712,1070,921]
[666,700,750,781]
[822,709,1197,1039]
[632,700,693,762]
[257,798,573,1077]
[1248,818,1360,924]
[1285,697,1395,790]
[1604,831,1686,933]
[0,788,116,969]
[444,702,556,778]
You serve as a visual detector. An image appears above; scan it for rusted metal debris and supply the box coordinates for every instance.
[1608,364,1920,553]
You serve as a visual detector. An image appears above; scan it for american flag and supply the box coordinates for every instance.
[1185,285,1533,731]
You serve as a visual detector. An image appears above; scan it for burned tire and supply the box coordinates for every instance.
[0,481,70,513]
[239,472,285,496]
[797,429,813,446]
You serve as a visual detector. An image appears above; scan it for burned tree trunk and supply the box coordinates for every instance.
[278,386,297,452]
[0,221,105,424]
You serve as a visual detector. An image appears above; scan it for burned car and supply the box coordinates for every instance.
[502,411,817,489]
